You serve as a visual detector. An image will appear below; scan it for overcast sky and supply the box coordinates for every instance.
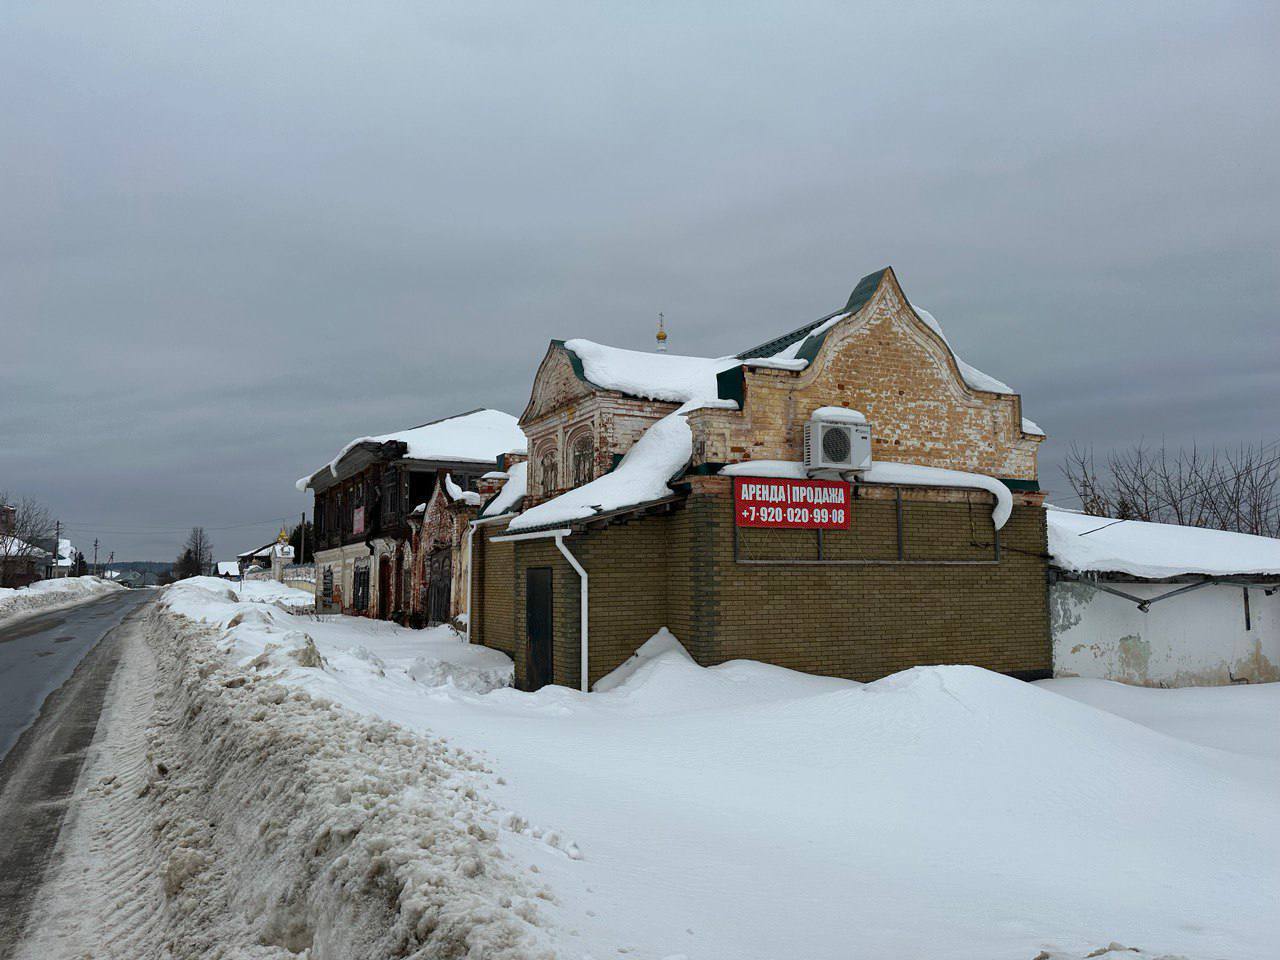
[2,2,1276,560]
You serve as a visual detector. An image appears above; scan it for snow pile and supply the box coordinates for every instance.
[144,589,547,957]
[482,459,527,518]
[1047,507,1280,578]
[720,458,1015,529]
[233,579,315,608]
[406,632,514,693]
[0,575,125,623]
[297,408,527,491]
[156,573,1280,959]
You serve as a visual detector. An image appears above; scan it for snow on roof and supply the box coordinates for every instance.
[507,344,745,531]
[443,473,483,507]
[296,409,527,491]
[812,406,867,424]
[563,339,740,404]
[719,459,1014,529]
[0,535,48,558]
[216,561,240,576]
[509,406,696,531]
[909,305,1015,395]
[482,460,527,518]
[1047,508,1280,579]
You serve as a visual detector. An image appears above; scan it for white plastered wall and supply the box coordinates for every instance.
[1051,579,1280,686]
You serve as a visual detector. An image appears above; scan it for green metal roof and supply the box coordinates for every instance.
[737,268,890,362]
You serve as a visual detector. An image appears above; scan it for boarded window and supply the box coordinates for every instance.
[572,433,594,486]
[540,450,559,496]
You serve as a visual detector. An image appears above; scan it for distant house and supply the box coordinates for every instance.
[1048,510,1280,686]
[0,536,48,588]
[215,561,240,579]
[296,409,526,622]
[42,538,77,579]
[0,504,50,587]
[237,535,294,578]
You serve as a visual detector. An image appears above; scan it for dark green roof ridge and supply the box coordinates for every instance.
[736,267,890,362]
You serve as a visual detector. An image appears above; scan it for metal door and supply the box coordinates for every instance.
[525,567,553,691]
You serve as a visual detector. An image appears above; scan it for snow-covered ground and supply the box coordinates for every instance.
[155,578,1280,959]
[0,575,125,624]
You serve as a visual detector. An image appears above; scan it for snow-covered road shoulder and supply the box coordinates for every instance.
[131,579,551,958]
[0,576,126,625]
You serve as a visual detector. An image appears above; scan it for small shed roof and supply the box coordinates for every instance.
[1047,508,1280,579]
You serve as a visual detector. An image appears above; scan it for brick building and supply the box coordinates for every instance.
[468,267,1051,690]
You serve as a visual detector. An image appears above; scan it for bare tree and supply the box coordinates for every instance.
[0,492,55,561]
[1062,440,1280,536]
[0,493,56,587]
[174,526,215,579]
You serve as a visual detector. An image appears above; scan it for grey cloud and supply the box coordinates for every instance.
[2,1,1276,557]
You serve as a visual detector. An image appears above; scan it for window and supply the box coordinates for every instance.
[382,468,400,521]
[572,432,594,486]
[540,449,559,495]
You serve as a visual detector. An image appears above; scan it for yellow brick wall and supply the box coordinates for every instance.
[689,276,1041,480]
[493,486,1050,689]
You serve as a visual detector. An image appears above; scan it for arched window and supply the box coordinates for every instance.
[572,432,594,486]
[540,448,559,496]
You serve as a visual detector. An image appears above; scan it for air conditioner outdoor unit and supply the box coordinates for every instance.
[803,413,872,473]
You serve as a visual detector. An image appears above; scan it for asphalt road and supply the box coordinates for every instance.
[0,590,153,761]
[0,591,153,955]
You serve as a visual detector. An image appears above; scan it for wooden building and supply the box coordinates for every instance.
[297,409,525,623]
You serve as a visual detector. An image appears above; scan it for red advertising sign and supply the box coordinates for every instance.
[733,476,851,529]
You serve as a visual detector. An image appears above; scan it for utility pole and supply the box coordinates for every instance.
[92,538,99,576]
[300,512,306,566]
[53,520,60,578]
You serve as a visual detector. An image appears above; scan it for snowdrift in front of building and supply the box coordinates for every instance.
[146,578,1280,959]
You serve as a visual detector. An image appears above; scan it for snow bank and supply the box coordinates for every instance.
[296,408,526,491]
[1047,507,1280,578]
[159,571,1280,960]
[0,575,125,624]
[593,627,693,692]
[720,458,1014,529]
[144,590,545,957]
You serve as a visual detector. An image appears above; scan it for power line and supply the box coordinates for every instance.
[55,515,297,536]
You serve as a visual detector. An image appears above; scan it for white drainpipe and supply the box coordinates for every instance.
[553,533,589,693]
[463,522,476,643]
